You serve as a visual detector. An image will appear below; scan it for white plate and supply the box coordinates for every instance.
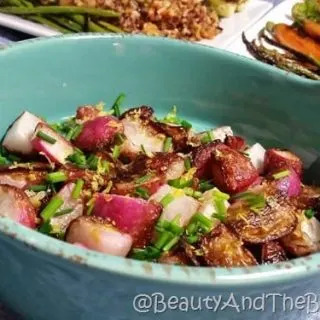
[0,1,273,49]
[226,0,298,56]
[200,0,273,48]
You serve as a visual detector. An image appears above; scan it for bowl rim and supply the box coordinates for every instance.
[0,33,319,287]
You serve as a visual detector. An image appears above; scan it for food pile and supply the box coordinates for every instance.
[243,0,320,80]
[1,97,320,267]
[0,0,250,40]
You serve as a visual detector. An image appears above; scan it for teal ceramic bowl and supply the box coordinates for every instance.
[0,34,320,320]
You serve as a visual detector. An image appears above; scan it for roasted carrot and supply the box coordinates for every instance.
[272,23,320,63]
[303,20,320,40]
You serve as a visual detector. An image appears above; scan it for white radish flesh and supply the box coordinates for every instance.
[150,184,200,227]
[2,111,43,155]
[31,123,74,165]
[246,143,266,173]
[66,217,133,257]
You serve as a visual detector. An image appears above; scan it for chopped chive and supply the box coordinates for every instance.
[163,236,180,252]
[28,185,47,192]
[186,234,199,244]
[193,213,213,231]
[111,93,125,117]
[168,177,193,189]
[46,171,67,184]
[135,187,150,200]
[87,154,99,170]
[212,188,230,201]
[97,159,110,175]
[214,199,227,221]
[0,156,9,165]
[71,124,83,141]
[272,170,290,180]
[55,208,74,216]
[36,131,57,144]
[141,145,147,155]
[180,120,192,129]
[66,127,75,140]
[233,192,265,209]
[72,179,84,200]
[184,157,192,171]
[199,180,214,192]
[115,133,125,145]
[7,154,21,162]
[154,231,172,250]
[201,131,213,144]
[163,137,172,152]
[38,220,52,234]
[186,221,198,235]
[112,145,121,159]
[160,193,175,207]
[193,191,202,199]
[162,105,178,124]
[131,246,161,261]
[305,209,315,219]
[66,150,86,168]
[40,195,64,222]
[136,173,153,185]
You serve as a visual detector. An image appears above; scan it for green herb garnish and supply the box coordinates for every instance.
[72,179,84,200]
[36,131,56,144]
[160,193,175,207]
[112,145,121,159]
[135,187,150,200]
[201,131,213,144]
[305,209,315,219]
[66,149,87,168]
[163,137,172,152]
[28,185,48,192]
[46,171,67,184]
[111,93,125,117]
[40,196,64,222]
[272,170,290,180]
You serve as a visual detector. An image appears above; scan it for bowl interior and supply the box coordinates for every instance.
[0,34,320,286]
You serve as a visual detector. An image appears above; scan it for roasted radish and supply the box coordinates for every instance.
[32,123,74,165]
[261,241,288,264]
[66,216,133,257]
[2,111,43,155]
[74,116,123,152]
[0,184,37,228]
[264,148,303,177]
[92,193,162,247]
[211,144,259,194]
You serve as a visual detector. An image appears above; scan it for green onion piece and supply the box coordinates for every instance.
[201,131,213,144]
[160,193,175,207]
[66,150,86,168]
[214,199,227,221]
[38,220,52,235]
[212,212,227,221]
[140,144,147,155]
[233,192,265,209]
[168,177,193,189]
[41,196,64,222]
[97,159,110,175]
[72,179,84,200]
[0,156,8,165]
[193,191,202,199]
[163,137,172,152]
[87,154,99,170]
[55,208,74,216]
[28,185,47,192]
[212,188,230,201]
[115,133,125,145]
[111,93,125,117]
[7,154,21,162]
[36,131,57,144]
[199,180,214,192]
[112,145,121,159]
[71,124,83,141]
[184,157,192,171]
[162,106,179,124]
[186,220,198,235]
[163,236,180,252]
[272,170,290,180]
[136,173,153,185]
[193,212,213,232]
[135,187,150,200]
[186,234,199,244]
[154,231,172,250]
[46,171,67,184]
[131,246,161,261]
[180,120,192,129]
[305,209,315,219]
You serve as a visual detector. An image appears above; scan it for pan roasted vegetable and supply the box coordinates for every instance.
[1,95,320,267]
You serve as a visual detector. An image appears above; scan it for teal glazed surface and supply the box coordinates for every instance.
[0,34,320,320]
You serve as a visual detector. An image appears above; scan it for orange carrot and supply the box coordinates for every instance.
[303,20,320,41]
[272,23,320,62]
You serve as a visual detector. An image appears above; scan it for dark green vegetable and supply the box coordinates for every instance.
[47,171,67,184]
[40,195,64,221]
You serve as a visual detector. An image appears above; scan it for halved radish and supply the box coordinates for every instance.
[2,111,43,155]
[31,123,74,165]
[66,216,133,257]
[0,184,37,228]
[50,183,84,234]
[93,194,162,247]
